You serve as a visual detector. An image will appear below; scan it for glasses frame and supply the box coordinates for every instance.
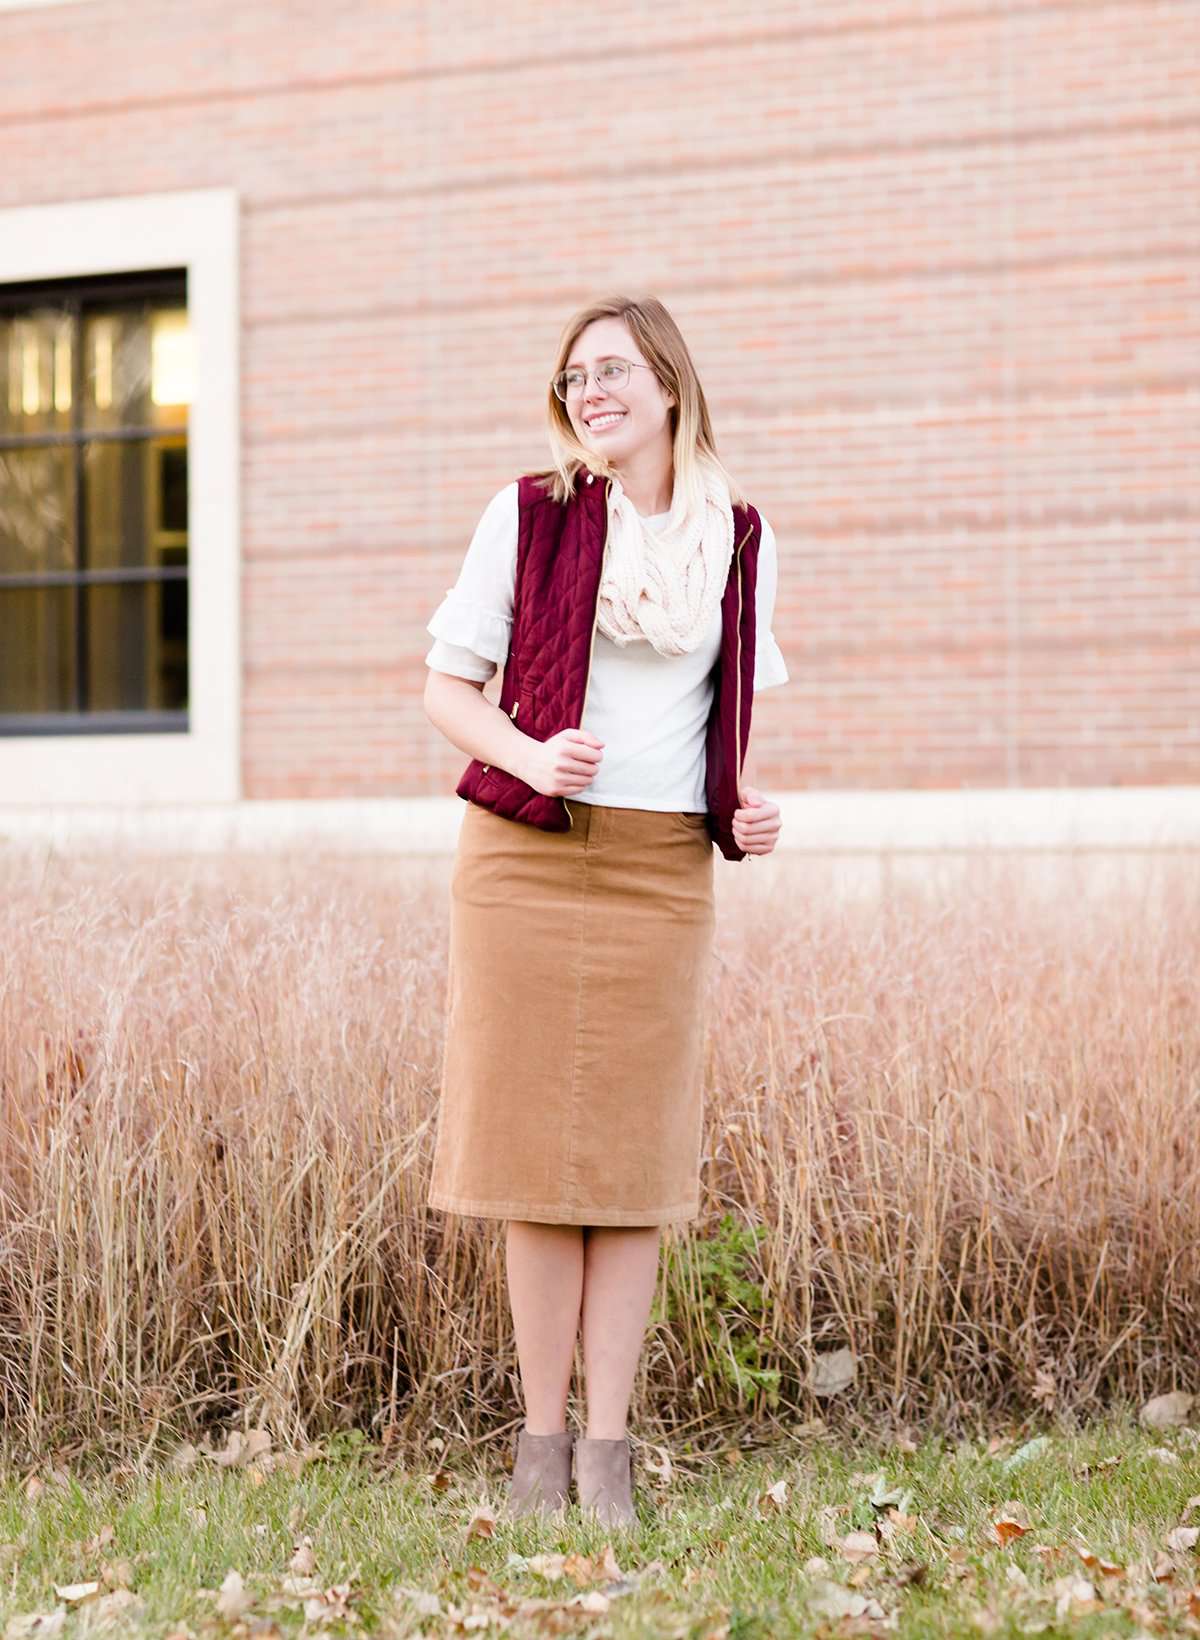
[551,356,658,403]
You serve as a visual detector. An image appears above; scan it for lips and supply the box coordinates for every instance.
[584,411,627,431]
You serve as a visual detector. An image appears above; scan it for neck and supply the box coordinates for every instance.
[611,431,674,517]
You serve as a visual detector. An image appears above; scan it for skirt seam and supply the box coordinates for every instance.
[564,813,593,1213]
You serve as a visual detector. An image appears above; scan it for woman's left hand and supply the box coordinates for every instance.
[732,786,782,855]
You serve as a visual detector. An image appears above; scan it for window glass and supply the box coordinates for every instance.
[0,274,189,727]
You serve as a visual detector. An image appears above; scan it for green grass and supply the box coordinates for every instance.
[0,1411,1197,1636]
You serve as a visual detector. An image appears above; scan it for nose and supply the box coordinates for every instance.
[580,368,613,404]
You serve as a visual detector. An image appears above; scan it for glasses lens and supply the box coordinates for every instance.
[599,359,629,390]
[554,360,630,400]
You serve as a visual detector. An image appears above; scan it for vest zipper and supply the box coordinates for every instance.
[481,698,518,775]
[732,521,752,788]
[564,476,613,832]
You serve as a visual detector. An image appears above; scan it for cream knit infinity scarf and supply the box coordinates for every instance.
[595,458,734,657]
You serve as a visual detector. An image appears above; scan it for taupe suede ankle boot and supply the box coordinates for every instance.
[504,1427,573,1519]
[574,1434,637,1528]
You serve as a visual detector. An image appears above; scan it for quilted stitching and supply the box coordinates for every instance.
[456,469,761,861]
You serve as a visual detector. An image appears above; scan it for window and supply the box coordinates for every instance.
[0,271,190,734]
[0,188,239,804]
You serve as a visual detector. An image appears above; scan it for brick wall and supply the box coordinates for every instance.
[3,0,1197,798]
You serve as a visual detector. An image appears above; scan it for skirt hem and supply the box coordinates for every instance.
[427,1190,699,1227]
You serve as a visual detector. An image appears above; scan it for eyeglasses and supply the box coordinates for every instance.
[551,357,657,402]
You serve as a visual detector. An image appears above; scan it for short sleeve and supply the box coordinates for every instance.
[753,513,789,691]
[424,482,519,683]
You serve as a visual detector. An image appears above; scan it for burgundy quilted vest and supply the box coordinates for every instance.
[455,465,761,862]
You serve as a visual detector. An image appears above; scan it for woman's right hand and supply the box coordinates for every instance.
[517,728,605,797]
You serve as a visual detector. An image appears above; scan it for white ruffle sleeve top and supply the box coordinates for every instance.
[425,481,789,813]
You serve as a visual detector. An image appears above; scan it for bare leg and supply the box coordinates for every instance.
[504,1221,584,1434]
[579,1224,662,1439]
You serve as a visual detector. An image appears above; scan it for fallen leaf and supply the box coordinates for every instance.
[837,1531,879,1563]
[791,1417,827,1440]
[538,1543,618,1589]
[1051,1573,1100,1617]
[51,1585,98,1604]
[817,1503,852,1547]
[807,1578,887,1620]
[210,1427,273,1469]
[1164,1526,1200,1554]
[642,1444,673,1486]
[810,1348,857,1397]
[868,1475,912,1512]
[1139,1392,1195,1430]
[77,1589,143,1630]
[569,1589,610,1613]
[464,1500,497,1540]
[3,1610,66,1637]
[1078,1454,1122,1479]
[1076,1545,1125,1576]
[882,1509,919,1535]
[215,1569,252,1621]
[289,1537,316,1576]
[392,1587,441,1618]
[302,1582,354,1622]
[993,1503,1032,1545]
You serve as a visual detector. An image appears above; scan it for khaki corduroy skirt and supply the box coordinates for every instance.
[427,797,716,1226]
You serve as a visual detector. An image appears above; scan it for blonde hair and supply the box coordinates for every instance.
[529,294,747,511]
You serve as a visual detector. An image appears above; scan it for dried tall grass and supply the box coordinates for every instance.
[0,844,1195,1465]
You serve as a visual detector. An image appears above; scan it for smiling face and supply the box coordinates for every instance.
[562,317,676,463]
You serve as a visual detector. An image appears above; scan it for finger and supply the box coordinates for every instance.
[734,825,780,844]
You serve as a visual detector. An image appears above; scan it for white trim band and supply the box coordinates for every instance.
[0,187,241,803]
[0,788,1196,854]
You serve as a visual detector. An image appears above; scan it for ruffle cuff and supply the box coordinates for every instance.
[753,631,790,691]
[424,639,497,684]
[426,590,512,665]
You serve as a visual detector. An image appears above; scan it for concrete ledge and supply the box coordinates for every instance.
[0,788,1197,854]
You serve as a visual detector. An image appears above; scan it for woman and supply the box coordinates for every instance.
[421,294,788,1529]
